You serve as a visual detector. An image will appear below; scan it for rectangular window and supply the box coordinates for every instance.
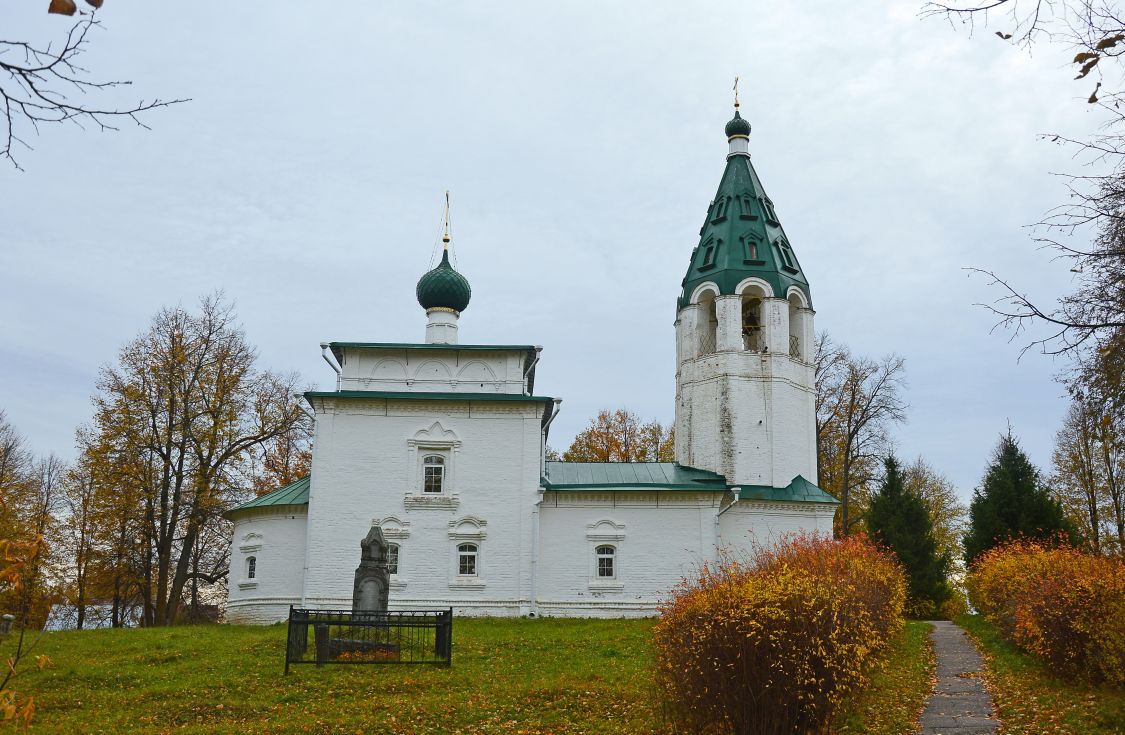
[423,455,445,493]
[387,544,399,575]
[596,545,615,579]
[457,543,477,576]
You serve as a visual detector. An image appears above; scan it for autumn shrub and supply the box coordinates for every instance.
[967,539,1125,687]
[938,585,968,621]
[652,534,907,735]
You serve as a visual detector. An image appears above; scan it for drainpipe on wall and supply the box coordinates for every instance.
[320,342,342,391]
[530,398,562,617]
[529,490,544,618]
[522,347,542,396]
[540,398,562,476]
[713,487,741,559]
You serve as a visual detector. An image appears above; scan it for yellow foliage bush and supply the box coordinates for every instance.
[652,534,907,734]
[967,540,1125,687]
[938,586,968,621]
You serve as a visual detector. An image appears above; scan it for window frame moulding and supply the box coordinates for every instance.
[448,515,488,541]
[238,532,263,555]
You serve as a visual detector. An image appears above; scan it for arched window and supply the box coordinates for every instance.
[457,543,478,576]
[246,556,256,580]
[423,455,445,494]
[387,544,400,575]
[595,545,615,579]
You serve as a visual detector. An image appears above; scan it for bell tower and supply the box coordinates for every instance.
[674,97,817,490]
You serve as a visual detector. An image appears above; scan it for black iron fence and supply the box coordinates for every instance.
[284,607,453,673]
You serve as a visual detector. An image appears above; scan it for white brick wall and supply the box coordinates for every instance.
[675,292,819,489]
[300,393,543,616]
[337,347,530,394]
[718,502,837,551]
[537,492,720,617]
[225,509,308,624]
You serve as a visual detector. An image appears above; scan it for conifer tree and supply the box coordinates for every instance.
[867,455,950,617]
[964,431,1077,564]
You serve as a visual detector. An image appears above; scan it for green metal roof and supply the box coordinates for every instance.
[330,342,537,351]
[543,462,729,491]
[416,250,471,312]
[305,390,555,404]
[224,475,310,518]
[679,125,812,309]
[543,463,838,504]
[739,475,839,504]
[330,342,537,366]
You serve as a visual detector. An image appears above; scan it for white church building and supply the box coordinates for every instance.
[224,103,838,624]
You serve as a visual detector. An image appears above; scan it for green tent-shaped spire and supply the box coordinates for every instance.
[678,114,812,309]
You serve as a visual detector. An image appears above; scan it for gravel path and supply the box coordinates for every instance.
[917,621,1000,734]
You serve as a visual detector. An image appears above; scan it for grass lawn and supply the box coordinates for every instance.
[9,617,934,734]
[958,614,1125,735]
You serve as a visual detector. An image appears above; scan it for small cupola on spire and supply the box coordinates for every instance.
[416,192,471,343]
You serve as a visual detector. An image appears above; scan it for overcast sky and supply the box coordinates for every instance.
[2,1,1106,501]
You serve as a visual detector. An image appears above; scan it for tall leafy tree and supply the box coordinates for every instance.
[965,431,1077,564]
[247,414,313,496]
[814,332,908,536]
[1052,397,1117,554]
[563,409,673,462]
[867,455,950,616]
[84,294,308,626]
[902,456,969,565]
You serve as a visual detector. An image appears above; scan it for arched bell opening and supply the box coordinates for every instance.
[697,291,718,356]
[740,285,768,352]
[788,293,802,359]
[786,287,811,361]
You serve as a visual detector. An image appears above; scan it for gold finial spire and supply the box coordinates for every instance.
[733,76,740,110]
[442,190,451,249]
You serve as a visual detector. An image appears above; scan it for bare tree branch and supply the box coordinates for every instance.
[0,14,187,169]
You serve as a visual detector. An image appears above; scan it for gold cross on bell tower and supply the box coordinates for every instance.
[733,76,740,110]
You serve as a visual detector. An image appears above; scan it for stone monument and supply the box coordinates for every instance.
[352,526,390,615]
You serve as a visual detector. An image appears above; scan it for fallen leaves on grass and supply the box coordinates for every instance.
[834,621,936,735]
[960,615,1125,735]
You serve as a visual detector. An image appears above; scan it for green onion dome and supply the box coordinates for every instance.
[724,110,751,138]
[416,250,471,312]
